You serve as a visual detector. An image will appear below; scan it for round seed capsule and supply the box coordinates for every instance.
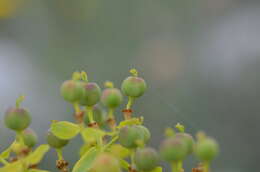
[101,88,123,108]
[118,125,144,148]
[84,105,106,127]
[4,107,31,131]
[136,125,151,144]
[90,153,121,172]
[175,133,194,154]
[22,128,38,148]
[159,137,188,162]
[121,76,147,98]
[46,131,69,149]
[195,138,219,162]
[134,147,159,171]
[60,80,84,103]
[79,82,101,106]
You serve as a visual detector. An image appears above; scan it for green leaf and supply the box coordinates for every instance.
[108,144,130,159]
[150,166,163,172]
[119,159,130,170]
[25,144,50,165]
[79,143,95,157]
[0,147,12,159]
[117,117,143,129]
[28,169,50,172]
[0,161,23,172]
[72,147,98,172]
[50,121,80,140]
[80,128,105,143]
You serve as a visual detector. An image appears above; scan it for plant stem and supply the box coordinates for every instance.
[126,97,135,110]
[108,108,114,118]
[103,136,119,150]
[16,131,24,145]
[86,106,95,123]
[130,149,136,167]
[203,161,210,172]
[177,161,183,172]
[171,161,178,172]
[56,149,63,160]
[73,103,81,113]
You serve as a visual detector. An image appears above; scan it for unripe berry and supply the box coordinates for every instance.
[136,125,151,144]
[194,138,219,162]
[134,147,159,171]
[101,88,123,108]
[22,128,38,148]
[90,153,121,172]
[84,105,105,127]
[159,137,188,162]
[118,125,144,148]
[46,131,69,149]
[79,82,101,106]
[60,80,84,103]
[4,107,31,131]
[175,133,194,154]
[121,76,147,98]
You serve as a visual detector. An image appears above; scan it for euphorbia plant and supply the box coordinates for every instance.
[0,69,219,172]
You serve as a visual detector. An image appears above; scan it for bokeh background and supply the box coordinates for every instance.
[0,0,259,171]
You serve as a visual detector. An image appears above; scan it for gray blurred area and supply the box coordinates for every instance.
[0,0,259,171]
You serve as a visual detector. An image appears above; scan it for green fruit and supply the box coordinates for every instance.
[101,88,123,108]
[118,125,144,148]
[46,131,69,149]
[91,153,121,172]
[134,147,159,171]
[160,137,188,162]
[175,133,194,154]
[4,107,31,131]
[79,82,101,106]
[136,125,151,144]
[60,80,84,103]
[84,105,105,126]
[195,138,219,162]
[121,76,147,98]
[22,128,38,148]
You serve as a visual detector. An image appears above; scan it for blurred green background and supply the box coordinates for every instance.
[0,0,259,171]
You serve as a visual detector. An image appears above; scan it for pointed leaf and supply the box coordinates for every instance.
[0,147,12,159]
[108,144,130,159]
[79,143,95,157]
[25,144,50,165]
[80,128,105,143]
[0,161,23,172]
[50,121,80,140]
[72,147,98,172]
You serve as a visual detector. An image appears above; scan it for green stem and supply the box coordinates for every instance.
[56,149,63,160]
[171,161,178,172]
[108,108,114,118]
[103,136,119,150]
[126,97,135,109]
[73,103,81,113]
[177,161,183,172]
[130,149,135,167]
[86,106,95,123]
[203,161,210,172]
[16,131,24,145]
[16,95,25,108]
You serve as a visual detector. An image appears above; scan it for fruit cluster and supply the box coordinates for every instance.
[0,69,219,172]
